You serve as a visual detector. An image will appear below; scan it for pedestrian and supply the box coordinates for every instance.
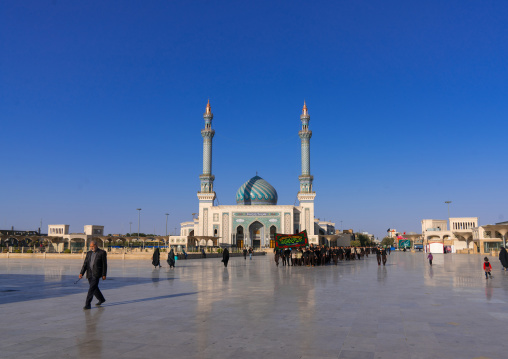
[249,247,253,260]
[284,248,290,265]
[201,247,206,258]
[274,248,280,267]
[152,248,161,268]
[243,247,248,260]
[484,257,493,279]
[222,247,229,268]
[427,252,433,266]
[167,248,176,269]
[182,248,188,259]
[381,247,387,266]
[332,247,338,265]
[79,241,107,310]
[376,247,382,266]
[499,246,508,271]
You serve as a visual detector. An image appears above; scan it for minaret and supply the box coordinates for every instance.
[298,101,313,193]
[297,101,316,237]
[197,100,216,236]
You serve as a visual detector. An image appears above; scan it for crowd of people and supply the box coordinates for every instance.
[273,245,390,267]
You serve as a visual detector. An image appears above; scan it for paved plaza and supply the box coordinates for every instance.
[1,252,508,359]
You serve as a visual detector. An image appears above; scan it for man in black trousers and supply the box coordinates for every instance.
[79,241,107,310]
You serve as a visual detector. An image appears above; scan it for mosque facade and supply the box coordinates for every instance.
[180,101,332,248]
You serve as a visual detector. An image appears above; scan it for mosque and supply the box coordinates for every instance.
[179,101,335,249]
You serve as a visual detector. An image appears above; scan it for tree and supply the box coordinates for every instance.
[357,234,371,246]
[381,237,394,247]
[350,240,361,247]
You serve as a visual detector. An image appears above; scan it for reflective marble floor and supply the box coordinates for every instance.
[1,253,508,359]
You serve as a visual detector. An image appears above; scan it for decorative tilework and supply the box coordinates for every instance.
[305,208,310,232]
[222,213,229,244]
[236,176,278,205]
[301,141,310,175]
[203,208,208,236]
[284,213,291,234]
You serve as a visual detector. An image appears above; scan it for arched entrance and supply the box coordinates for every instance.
[249,221,263,249]
[236,226,244,248]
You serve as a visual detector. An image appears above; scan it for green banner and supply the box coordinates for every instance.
[398,239,410,248]
[275,230,308,249]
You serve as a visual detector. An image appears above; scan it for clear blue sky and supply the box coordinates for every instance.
[1,1,507,238]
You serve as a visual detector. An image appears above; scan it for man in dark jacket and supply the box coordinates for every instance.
[79,241,107,310]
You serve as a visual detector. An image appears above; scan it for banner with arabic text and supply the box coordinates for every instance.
[275,230,308,249]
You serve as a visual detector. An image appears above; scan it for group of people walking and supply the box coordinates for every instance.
[151,248,178,269]
[273,245,389,267]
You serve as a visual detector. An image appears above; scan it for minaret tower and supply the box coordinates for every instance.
[197,100,216,236]
[297,101,316,236]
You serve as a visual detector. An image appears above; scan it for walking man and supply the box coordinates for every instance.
[79,241,107,310]
[376,247,382,266]
[381,247,387,266]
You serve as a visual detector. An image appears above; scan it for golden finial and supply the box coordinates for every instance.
[302,101,308,115]
[205,99,211,114]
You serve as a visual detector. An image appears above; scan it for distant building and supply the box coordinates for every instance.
[47,224,104,252]
[1,228,42,236]
[422,217,479,253]
[316,220,336,235]
[386,228,398,238]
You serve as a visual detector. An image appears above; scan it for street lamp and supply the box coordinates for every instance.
[165,213,169,249]
[137,208,141,248]
[445,201,452,230]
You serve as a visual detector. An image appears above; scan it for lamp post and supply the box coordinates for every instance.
[165,213,169,249]
[445,201,452,230]
[137,208,141,249]
[165,213,169,236]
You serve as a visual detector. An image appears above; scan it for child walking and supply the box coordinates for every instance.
[483,257,493,279]
[427,252,433,266]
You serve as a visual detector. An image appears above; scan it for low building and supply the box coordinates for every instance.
[422,218,477,253]
[472,221,508,254]
[47,224,104,252]
[421,217,508,254]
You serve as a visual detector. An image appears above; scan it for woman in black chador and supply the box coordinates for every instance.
[167,249,176,269]
[152,248,161,268]
[499,246,508,271]
[222,248,230,268]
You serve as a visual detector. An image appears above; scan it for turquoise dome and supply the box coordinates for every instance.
[236,176,278,205]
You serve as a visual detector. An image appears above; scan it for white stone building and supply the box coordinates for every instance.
[180,101,332,249]
[421,217,478,253]
[47,224,104,251]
